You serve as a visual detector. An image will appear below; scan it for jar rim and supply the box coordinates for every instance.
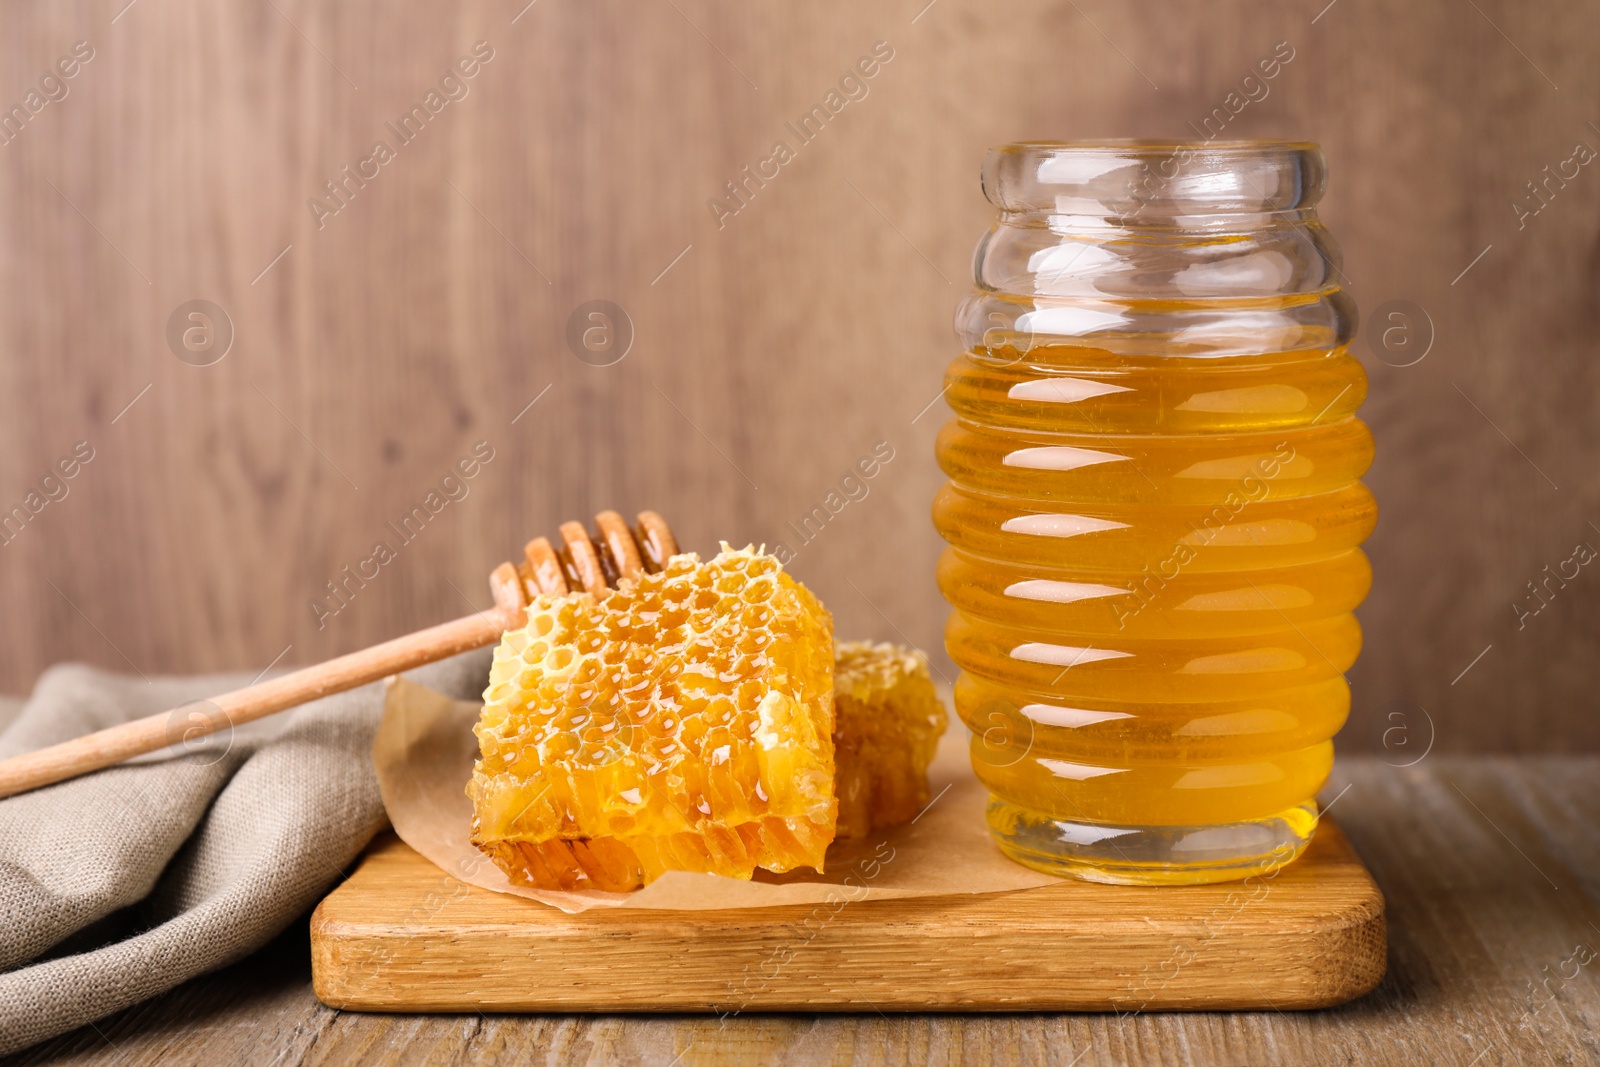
[982,140,1327,215]
[995,138,1320,155]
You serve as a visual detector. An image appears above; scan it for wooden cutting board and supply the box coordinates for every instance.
[310,820,1384,1013]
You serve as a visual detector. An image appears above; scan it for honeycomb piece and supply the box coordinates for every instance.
[832,641,949,840]
[468,545,836,892]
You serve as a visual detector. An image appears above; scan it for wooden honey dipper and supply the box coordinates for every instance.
[0,510,679,800]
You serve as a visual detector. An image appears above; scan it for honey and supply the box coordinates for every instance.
[937,141,1372,884]
[468,547,951,892]
[469,546,837,891]
[832,640,948,840]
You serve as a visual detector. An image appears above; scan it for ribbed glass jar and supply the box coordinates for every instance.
[935,140,1372,885]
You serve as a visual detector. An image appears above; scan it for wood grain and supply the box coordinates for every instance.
[9,756,1599,1066]
[0,3,1594,752]
[308,822,1384,1013]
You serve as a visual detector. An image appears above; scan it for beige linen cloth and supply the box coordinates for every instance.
[0,648,492,1055]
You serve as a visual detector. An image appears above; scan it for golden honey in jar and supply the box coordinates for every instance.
[935,141,1372,885]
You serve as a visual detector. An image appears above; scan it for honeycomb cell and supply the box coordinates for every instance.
[832,642,949,840]
[468,545,837,891]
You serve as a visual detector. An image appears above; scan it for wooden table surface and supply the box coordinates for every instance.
[6,755,1599,1067]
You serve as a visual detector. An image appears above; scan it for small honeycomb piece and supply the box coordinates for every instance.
[468,545,836,891]
[832,641,949,840]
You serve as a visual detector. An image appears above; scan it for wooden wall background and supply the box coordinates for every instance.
[0,0,1594,752]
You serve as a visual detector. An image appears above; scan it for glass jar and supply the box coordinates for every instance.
[935,140,1372,885]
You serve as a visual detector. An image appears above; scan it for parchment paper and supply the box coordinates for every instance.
[373,676,1063,913]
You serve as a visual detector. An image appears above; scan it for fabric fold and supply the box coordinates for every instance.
[0,648,492,1055]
